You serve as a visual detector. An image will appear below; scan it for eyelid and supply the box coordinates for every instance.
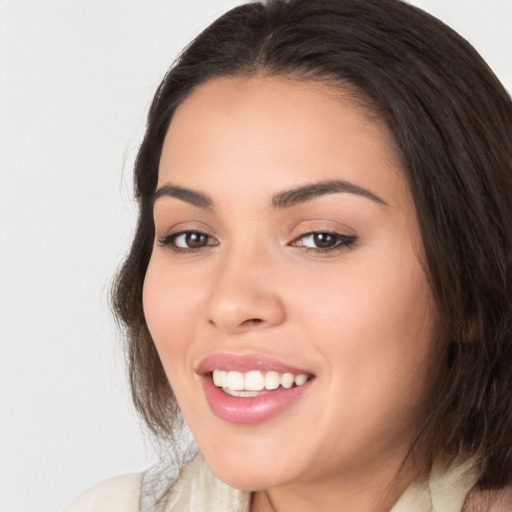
[157,230,219,254]
[154,220,215,239]
[289,220,356,239]
[155,221,219,253]
[288,221,357,253]
[290,231,356,250]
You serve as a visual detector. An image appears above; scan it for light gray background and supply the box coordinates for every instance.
[1,1,511,511]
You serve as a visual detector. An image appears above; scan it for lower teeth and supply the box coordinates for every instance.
[222,388,268,397]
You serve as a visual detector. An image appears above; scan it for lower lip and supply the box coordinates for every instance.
[201,375,313,425]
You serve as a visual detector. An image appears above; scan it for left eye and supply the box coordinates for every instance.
[158,230,218,251]
[292,232,356,251]
[173,232,210,248]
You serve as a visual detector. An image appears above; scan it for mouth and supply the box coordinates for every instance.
[198,354,315,425]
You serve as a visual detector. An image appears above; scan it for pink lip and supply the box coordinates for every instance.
[197,353,311,375]
[198,353,314,425]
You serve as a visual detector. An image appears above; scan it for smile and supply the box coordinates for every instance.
[198,354,315,425]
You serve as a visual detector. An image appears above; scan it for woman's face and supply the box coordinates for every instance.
[143,77,439,492]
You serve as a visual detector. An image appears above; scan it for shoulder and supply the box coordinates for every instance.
[63,473,143,512]
[165,454,251,512]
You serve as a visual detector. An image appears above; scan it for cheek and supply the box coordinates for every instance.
[142,259,209,418]
[296,255,432,342]
[293,244,437,409]
[142,258,201,364]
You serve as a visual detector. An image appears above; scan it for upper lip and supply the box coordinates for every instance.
[197,353,313,376]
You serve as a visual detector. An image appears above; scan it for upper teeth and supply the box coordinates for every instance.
[212,370,309,392]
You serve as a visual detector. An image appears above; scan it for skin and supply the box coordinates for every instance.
[143,76,441,511]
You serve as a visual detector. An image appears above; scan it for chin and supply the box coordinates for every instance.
[200,442,299,491]
[209,463,287,492]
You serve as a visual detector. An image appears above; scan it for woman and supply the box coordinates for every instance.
[65,0,512,510]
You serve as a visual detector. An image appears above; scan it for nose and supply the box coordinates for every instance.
[205,246,286,334]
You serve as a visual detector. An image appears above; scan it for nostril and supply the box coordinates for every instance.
[208,318,263,328]
[241,318,264,327]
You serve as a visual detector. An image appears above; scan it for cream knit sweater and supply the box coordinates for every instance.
[64,453,480,512]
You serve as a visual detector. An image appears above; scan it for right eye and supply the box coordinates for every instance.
[157,230,219,252]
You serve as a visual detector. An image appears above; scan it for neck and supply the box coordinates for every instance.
[250,455,422,512]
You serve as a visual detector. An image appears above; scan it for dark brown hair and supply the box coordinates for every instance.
[112,0,512,490]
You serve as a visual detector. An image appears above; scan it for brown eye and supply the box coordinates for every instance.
[182,232,209,248]
[312,233,337,249]
[158,230,218,252]
[292,231,357,252]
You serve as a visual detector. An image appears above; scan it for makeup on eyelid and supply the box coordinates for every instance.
[153,199,363,256]
[156,229,357,254]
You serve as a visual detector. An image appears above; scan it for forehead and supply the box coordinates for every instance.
[158,76,410,211]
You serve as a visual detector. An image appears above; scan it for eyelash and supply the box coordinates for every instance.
[157,230,357,254]
[290,231,357,253]
[157,231,218,253]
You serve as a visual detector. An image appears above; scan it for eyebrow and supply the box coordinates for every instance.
[152,184,214,210]
[271,179,388,208]
[152,179,387,210]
